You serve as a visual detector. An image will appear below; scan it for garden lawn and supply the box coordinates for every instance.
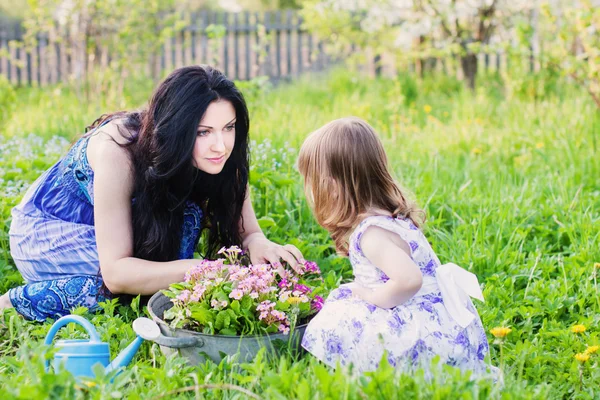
[0,69,598,399]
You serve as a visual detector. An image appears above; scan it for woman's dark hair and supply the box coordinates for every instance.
[87,65,250,261]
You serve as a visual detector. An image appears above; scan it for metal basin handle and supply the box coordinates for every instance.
[152,335,204,349]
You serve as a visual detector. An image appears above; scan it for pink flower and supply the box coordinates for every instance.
[278,324,290,335]
[257,300,275,312]
[304,261,321,274]
[229,289,244,300]
[176,290,191,303]
[293,284,311,294]
[279,290,291,302]
[271,310,286,320]
[278,278,289,289]
[311,295,324,311]
[228,246,243,254]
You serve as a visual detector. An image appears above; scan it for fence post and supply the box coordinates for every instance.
[275,10,281,77]
[285,10,292,76]
[201,11,208,65]
[530,4,540,73]
[244,11,250,80]
[297,14,303,75]
[254,12,260,77]
[221,12,228,76]
[374,54,382,77]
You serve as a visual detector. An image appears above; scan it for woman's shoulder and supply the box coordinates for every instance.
[86,120,134,172]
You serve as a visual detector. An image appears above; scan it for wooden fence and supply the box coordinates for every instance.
[0,10,330,86]
[0,9,541,87]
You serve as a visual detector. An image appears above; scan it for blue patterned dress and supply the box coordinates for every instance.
[301,215,491,375]
[8,122,203,321]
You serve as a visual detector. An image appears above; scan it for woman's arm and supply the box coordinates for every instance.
[349,226,423,309]
[89,128,199,295]
[239,188,304,269]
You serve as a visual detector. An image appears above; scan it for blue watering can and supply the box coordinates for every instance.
[44,315,161,379]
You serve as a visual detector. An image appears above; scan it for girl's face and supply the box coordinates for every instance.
[193,100,236,174]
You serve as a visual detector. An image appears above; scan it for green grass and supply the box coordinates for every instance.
[0,69,599,399]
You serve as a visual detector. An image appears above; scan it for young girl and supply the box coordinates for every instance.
[0,65,303,321]
[297,117,491,375]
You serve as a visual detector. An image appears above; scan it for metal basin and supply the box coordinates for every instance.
[147,291,307,365]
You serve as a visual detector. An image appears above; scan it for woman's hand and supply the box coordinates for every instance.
[244,233,304,272]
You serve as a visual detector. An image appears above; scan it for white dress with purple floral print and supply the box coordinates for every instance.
[301,215,491,375]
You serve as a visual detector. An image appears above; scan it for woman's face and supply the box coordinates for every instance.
[193,100,236,174]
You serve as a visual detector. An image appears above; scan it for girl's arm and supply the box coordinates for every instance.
[239,189,304,270]
[349,226,423,309]
[89,130,198,295]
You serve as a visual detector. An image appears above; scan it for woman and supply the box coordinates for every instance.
[0,65,303,321]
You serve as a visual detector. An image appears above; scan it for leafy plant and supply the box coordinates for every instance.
[162,246,326,336]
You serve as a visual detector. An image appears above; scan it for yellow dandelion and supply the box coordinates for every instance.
[423,104,432,113]
[490,327,512,338]
[288,296,302,305]
[78,380,97,388]
[572,324,586,334]
[535,142,544,149]
[585,345,599,354]
[575,352,590,363]
[471,148,482,155]
[594,262,600,269]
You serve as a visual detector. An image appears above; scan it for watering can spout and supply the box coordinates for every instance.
[106,317,161,374]
[105,336,143,374]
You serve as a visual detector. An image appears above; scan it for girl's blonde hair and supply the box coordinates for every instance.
[297,117,423,255]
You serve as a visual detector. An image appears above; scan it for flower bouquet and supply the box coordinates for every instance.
[162,246,325,336]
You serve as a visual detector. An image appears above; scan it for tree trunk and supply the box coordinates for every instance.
[461,52,478,91]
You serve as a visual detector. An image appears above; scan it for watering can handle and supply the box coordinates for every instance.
[44,315,102,346]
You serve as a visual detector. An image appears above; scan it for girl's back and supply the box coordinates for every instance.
[302,214,490,374]
[349,215,441,289]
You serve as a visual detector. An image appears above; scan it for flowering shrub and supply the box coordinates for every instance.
[162,246,325,336]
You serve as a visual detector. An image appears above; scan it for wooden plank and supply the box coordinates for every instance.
[175,16,183,68]
[254,12,260,77]
[48,25,58,84]
[9,37,17,85]
[233,12,239,79]
[244,12,250,80]
[68,26,82,82]
[15,24,25,85]
[184,28,192,67]
[0,28,5,79]
[275,10,281,77]
[223,12,229,76]
[29,34,39,86]
[307,31,313,68]
[201,11,208,65]
[164,34,172,72]
[285,10,292,77]
[265,11,272,76]
[59,28,68,82]
[190,12,197,65]
[297,17,302,74]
